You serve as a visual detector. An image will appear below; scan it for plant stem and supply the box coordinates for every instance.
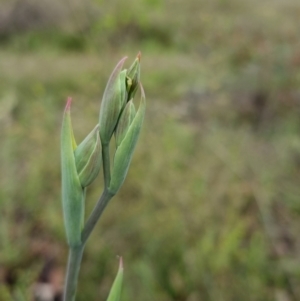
[81,188,114,245]
[63,189,114,301]
[63,246,84,301]
[102,144,111,188]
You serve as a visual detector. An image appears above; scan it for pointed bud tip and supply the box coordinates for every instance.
[118,256,123,270]
[139,83,145,99]
[137,51,141,61]
[118,56,128,68]
[106,57,128,87]
[65,97,72,112]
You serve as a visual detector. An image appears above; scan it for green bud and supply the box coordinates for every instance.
[99,57,128,145]
[61,97,84,247]
[74,125,102,188]
[106,257,124,301]
[126,52,141,100]
[115,100,136,148]
[109,84,146,194]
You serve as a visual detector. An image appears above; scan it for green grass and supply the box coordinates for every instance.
[1,0,300,300]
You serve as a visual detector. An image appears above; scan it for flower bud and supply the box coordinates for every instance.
[74,125,102,188]
[126,52,141,100]
[115,100,136,148]
[61,97,84,247]
[109,84,146,194]
[99,57,128,145]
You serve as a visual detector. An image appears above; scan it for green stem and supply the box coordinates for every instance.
[102,144,111,188]
[64,185,115,301]
[63,246,84,301]
[81,189,114,245]
[63,190,114,301]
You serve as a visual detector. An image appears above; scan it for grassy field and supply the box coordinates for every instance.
[1,0,300,300]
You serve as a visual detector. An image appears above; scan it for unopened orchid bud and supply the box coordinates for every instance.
[115,100,136,148]
[61,97,84,247]
[126,52,141,100]
[109,85,146,194]
[99,58,128,145]
[74,125,102,188]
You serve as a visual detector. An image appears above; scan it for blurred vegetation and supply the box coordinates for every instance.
[1,0,300,300]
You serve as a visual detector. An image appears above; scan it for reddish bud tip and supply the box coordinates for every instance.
[65,97,72,112]
[116,57,128,71]
[137,51,141,61]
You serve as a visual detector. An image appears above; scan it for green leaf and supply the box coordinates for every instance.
[106,257,124,301]
[61,97,84,247]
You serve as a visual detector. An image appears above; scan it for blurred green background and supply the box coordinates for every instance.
[1,0,300,300]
